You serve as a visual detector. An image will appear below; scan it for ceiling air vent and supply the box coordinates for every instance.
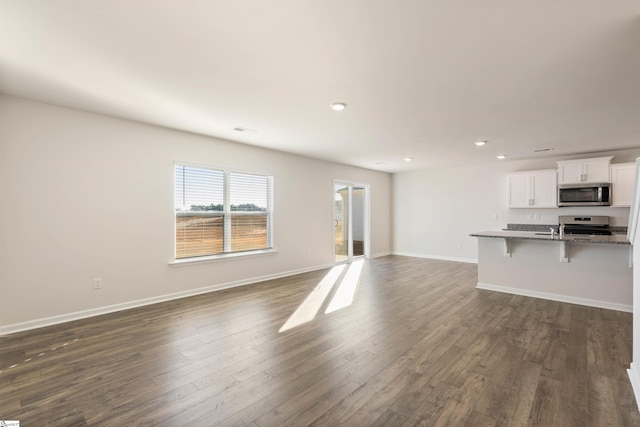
[233,127,257,133]
[533,148,553,153]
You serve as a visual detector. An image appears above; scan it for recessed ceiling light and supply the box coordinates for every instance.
[331,102,346,111]
[496,155,507,160]
[474,141,487,146]
[404,157,413,162]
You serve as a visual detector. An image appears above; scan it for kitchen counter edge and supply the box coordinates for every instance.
[470,230,630,245]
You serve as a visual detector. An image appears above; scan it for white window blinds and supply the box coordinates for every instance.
[175,164,273,259]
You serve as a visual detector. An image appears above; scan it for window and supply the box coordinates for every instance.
[175,164,273,259]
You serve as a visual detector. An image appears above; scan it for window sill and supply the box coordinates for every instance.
[169,248,278,267]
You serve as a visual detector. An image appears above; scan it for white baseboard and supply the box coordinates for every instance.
[393,251,478,264]
[628,363,640,413]
[370,251,392,259]
[0,263,333,336]
[476,282,633,313]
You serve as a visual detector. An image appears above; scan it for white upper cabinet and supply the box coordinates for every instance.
[556,156,613,185]
[507,173,532,208]
[611,162,636,207]
[507,169,557,208]
[532,170,558,208]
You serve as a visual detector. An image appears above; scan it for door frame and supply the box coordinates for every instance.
[333,180,370,264]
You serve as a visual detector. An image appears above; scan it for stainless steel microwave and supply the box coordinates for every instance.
[558,183,611,207]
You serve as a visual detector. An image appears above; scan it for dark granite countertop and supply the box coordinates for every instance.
[470,230,630,245]
[505,223,628,233]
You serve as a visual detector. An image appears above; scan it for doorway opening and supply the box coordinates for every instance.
[334,182,369,264]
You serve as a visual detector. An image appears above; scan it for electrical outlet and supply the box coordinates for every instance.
[93,278,102,290]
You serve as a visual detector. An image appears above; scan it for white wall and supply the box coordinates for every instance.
[393,148,640,262]
[626,159,640,408]
[0,96,392,331]
[631,231,640,409]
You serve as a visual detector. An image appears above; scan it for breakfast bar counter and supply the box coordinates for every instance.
[470,230,629,262]
[471,230,632,312]
[470,230,630,245]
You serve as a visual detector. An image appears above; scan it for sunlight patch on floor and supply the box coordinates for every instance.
[278,264,346,333]
[325,259,364,314]
[279,260,366,333]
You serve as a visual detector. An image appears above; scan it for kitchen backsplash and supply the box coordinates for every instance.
[507,206,630,227]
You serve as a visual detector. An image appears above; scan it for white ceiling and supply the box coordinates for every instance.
[1,1,639,172]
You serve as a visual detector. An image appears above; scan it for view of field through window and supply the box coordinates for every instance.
[175,165,271,259]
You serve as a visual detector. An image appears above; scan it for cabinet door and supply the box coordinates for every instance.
[531,170,557,207]
[611,163,636,207]
[558,162,583,185]
[507,173,531,208]
[557,156,613,184]
[584,159,610,183]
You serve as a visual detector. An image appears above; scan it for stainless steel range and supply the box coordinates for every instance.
[558,215,612,235]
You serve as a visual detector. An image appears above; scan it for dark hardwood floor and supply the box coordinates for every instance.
[1,255,639,426]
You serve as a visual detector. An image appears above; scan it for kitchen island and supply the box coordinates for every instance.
[471,230,632,312]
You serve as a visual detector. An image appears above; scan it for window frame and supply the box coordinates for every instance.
[170,162,275,265]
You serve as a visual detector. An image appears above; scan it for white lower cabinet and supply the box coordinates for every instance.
[611,162,636,207]
[507,169,557,208]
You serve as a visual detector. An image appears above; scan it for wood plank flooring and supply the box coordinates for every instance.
[1,255,639,426]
